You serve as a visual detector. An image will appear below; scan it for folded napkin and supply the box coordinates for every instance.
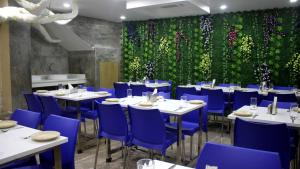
[68,83,74,90]
[234,110,253,117]
[152,88,158,95]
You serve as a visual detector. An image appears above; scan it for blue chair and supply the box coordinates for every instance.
[233,91,258,110]
[175,86,197,100]
[168,94,208,160]
[218,83,238,87]
[87,86,95,91]
[266,92,297,102]
[114,82,130,98]
[200,88,225,136]
[273,86,295,90]
[128,106,177,157]
[259,100,297,109]
[11,109,41,129]
[196,142,282,169]
[196,81,212,86]
[15,115,80,169]
[23,93,43,114]
[234,118,291,169]
[39,96,77,122]
[94,102,131,168]
[131,84,148,96]
[247,84,259,89]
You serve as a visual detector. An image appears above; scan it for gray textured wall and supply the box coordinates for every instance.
[68,16,122,87]
[9,21,32,110]
[31,29,69,75]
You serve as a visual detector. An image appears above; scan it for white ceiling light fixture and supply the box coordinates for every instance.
[120,15,126,20]
[63,3,71,8]
[290,0,298,3]
[220,4,227,10]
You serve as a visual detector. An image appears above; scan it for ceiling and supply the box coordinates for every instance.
[57,0,300,22]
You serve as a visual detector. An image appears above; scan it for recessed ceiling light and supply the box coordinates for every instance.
[120,15,126,20]
[290,0,298,3]
[220,5,227,10]
[63,3,71,8]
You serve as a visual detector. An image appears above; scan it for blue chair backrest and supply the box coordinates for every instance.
[114,82,129,98]
[86,86,95,91]
[234,118,290,169]
[273,86,295,90]
[24,93,43,113]
[128,106,165,145]
[158,92,171,99]
[247,84,259,89]
[41,115,79,169]
[200,88,225,111]
[39,96,62,123]
[131,84,148,96]
[175,86,197,100]
[196,142,282,169]
[196,81,212,86]
[10,109,41,129]
[182,94,208,132]
[218,83,238,87]
[259,100,297,109]
[98,87,115,98]
[233,91,258,110]
[267,92,297,102]
[96,102,129,141]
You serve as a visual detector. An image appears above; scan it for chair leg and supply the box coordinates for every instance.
[182,139,186,162]
[94,139,101,169]
[205,132,208,142]
[221,115,224,138]
[93,120,97,136]
[190,135,193,160]
[123,146,128,169]
[84,121,87,135]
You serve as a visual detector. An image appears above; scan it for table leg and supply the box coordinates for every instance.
[54,146,62,169]
[176,116,182,164]
[197,108,203,155]
[106,138,112,162]
[76,102,83,154]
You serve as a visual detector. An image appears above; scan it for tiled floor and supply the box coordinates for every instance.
[75,120,231,169]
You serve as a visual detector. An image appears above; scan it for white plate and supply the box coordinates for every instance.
[31,131,60,142]
[139,102,153,107]
[36,90,48,93]
[105,98,119,102]
[0,120,17,129]
[189,100,204,104]
[96,91,109,95]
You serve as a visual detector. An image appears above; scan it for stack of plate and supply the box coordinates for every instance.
[31,131,60,142]
[0,120,17,129]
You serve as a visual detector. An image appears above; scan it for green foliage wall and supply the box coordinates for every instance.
[121,7,300,87]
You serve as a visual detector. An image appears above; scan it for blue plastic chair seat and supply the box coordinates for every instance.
[132,130,177,153]
[167,121,199,136]
[81,110,98,120]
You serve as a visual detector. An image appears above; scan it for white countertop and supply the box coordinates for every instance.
[35,90,111,102]
[0,125,67,165]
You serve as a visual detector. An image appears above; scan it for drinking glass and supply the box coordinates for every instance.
[127,89,132,98]
[155,79,158,84]
[142,92,149,101]
[290,104,299,123]
[180,95,188,107]
[58,83,63,90]
[187,79,191,86]
[137,159,154,169]
[250,97,257,110]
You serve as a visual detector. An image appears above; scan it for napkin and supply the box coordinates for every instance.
[211,79,216,88]
[152,88,158,95]
[205,165,218,169]
[272,96,277,115]
[68,83,74,90]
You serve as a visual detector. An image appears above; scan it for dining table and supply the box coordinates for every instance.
[103,96,206,164]
[0,125,67,169]
[227,105,300,167]
[35,89,111,153]
[152,160,194,169]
